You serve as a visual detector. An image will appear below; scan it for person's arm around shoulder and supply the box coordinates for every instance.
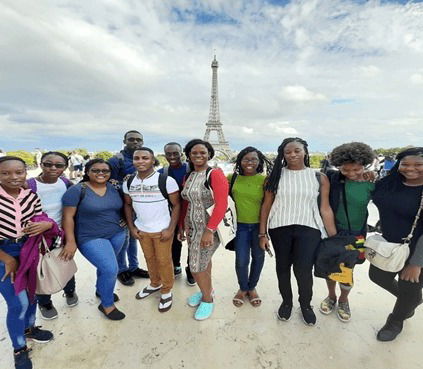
[319,173,337,237]
[60,185,80,261]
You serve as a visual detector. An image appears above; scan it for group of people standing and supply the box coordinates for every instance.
[0,130,422,369]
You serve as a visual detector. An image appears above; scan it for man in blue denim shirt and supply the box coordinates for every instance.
[109,130,149,285]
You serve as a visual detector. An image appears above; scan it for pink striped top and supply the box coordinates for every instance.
[0,186,42,239]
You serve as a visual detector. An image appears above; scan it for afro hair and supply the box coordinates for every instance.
[330,142,375,167]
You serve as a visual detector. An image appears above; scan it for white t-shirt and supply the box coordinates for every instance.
[36,179,68,226]
[123,172,179,233]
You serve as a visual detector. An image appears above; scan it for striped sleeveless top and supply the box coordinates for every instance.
[0,186,42,239]
[268,167,326,237]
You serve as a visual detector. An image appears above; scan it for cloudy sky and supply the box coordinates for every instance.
[1,0,422,153]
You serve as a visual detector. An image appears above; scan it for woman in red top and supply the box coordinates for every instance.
[179,139,228,320]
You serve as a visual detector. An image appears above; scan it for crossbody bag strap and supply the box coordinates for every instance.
[403,190,423,244]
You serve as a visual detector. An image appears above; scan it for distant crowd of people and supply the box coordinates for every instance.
[0,130,422,369]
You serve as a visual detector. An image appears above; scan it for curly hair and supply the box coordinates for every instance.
[183,139,215,170]
[329,142,375,167]
[234,146,272,175]
[265,137,310,193]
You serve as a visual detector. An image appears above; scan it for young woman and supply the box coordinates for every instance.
[179,139,228,320]
[319,142,375,322]
[259,138,337,326]
[27,151,78,320]
[228,147,272,307]
[0,156,54,369]
[369,147,423,341]
[62,159,127,321]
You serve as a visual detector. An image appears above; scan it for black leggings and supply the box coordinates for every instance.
[369,264,423,321]
[269,225,321,306]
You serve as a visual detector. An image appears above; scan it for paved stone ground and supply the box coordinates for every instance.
[1,241,422,369]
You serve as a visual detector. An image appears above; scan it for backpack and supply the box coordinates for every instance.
[27,177,73,193]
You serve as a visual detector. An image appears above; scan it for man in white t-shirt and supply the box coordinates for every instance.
[123,147,180,313]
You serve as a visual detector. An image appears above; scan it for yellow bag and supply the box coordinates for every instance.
[328,263,353,285]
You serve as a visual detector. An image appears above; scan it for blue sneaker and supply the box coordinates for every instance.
[187,292,203,307]
[194,301,214,321]
[24,326,53,343]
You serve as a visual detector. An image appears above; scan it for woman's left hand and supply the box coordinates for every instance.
[23,221,53,236]
[200,229,214,248]
[59,244,78,261]
[400,264,421,283]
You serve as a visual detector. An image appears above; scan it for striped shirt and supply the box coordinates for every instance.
[268,167,326,237]
[0,186,42,239]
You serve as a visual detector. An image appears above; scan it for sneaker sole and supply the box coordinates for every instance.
[276,312,291,322]
[39,314,58,321]
[26,337,53,343]
[67,301,79,307]
[301,316,316,326]
[194,315,212,321]
[186,280,196,286]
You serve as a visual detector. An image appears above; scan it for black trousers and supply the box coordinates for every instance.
[37,276,76,307]
[269,225,321,306]
[369,264,423,321]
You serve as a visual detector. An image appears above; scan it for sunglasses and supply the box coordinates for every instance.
[127,137,143,142]
[42,162,66,169]
[90,169,111,174]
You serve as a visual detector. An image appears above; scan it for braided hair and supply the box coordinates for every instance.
[373,147,423,195]
[265,137,310,193]
[234,146,272,175]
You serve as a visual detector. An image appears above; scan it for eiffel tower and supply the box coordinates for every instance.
[203,55,232,158]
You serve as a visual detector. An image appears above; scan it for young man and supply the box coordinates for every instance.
[158,142,195,285]
[109,130,149,286]
[123,148,180,312]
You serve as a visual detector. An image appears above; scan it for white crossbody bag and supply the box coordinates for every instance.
[365,192,423,272]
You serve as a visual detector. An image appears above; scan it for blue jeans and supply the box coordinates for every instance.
[79,231,126,307]
[117,231,139,273]
[234,223,265,292]
[0,261,36,350]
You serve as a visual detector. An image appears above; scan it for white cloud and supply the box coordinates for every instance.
[0,0,422,153]
[280,85,327,102]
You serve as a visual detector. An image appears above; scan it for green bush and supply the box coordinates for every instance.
[94,151,113,161]
[310,154,325,169]
[7,151,36,166]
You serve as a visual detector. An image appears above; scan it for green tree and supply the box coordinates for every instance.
[310,154,325,169]
[94,151,113,161]
[7,151,36,166]
[156,154,168,167]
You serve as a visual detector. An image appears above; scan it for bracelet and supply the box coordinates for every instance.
[206,227,217,233]
[258,233,268,238]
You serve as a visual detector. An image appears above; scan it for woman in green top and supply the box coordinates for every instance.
[319,142,375,322]
[228,147,272,307]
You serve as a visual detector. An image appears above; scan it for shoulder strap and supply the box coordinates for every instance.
[158,172,169,200]
[404,191,423,244]
[60,176,73,188]
[126,173,137,192]
[229,173,238,197]
[204,167,213,190]
[77,183,87,208]
[27,178,37,193]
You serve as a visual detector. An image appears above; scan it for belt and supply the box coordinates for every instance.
[0,236,28,244]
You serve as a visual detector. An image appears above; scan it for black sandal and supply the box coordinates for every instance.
[98,304,126,320]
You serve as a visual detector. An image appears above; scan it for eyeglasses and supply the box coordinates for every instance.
[90,169,111,174]
[241,158,259,163]
[42,162,66,169]
[127,137,143,142]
